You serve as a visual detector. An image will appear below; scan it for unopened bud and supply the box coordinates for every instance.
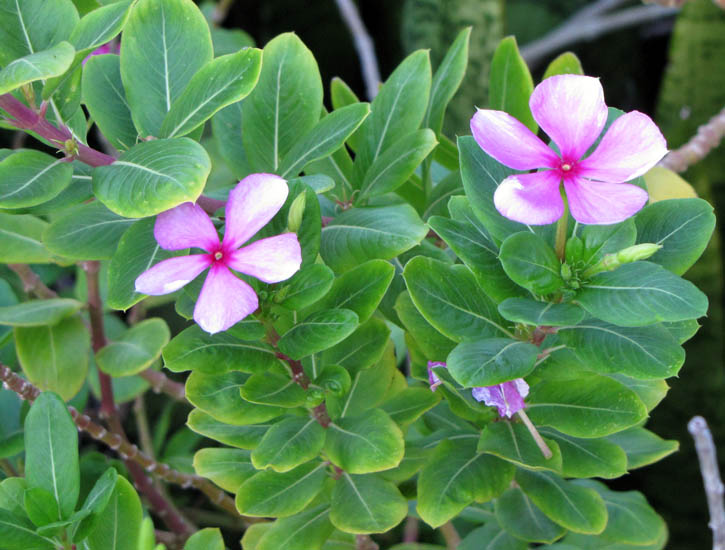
[565,236,584,264]
[583,243,662,278]
[305,388,325,407]
[287,192,306,232]
[560,263,573,281]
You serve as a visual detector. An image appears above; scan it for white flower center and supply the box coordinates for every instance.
[214,251,223,261]
[561,163,572,172]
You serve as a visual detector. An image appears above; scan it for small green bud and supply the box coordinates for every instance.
[560,263,573,281]
[305,388,325,408]
[565,236,584,264]
[287,192,306,232]
[313,365,351,396]
[615,243,662,264]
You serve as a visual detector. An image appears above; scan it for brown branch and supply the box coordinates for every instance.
[660,106,725,173]
[7,264,57,299]
[439,521,461,550]
[355,535,379,550]
[688,416,725,550]
[139,368,187,402]
[403,516,419,543]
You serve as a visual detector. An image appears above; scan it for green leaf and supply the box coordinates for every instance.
[478,421,562,472]
[186,409,272,450]
[0,42,75,94]
[558,321,685,379]
[403,257,509,342]
[634,198,716,275]
[193,448,255,492]
[313,260,394,323]
[606,427,678,470]
[526,375,647,438]
[358,129,437,199]
[320,204,427,273]
[538,428,627,479]
[324,409,404,474]
[278,309,359,360]
[43,201,137,260]
[417,439,513,528]
[242,32,323,172]
[318,319,390,377]
[96,318,169,376]
[85,476,142,550]
[236,462,328,518]
[0,213,52,263]
[0,509,55,550]
[16,316,90,401]
[580,220,637,266]
[82,54,138,151]
[183,528,224,550]
[24,392,79,520]
[425,27,470,135]
[24,487,60,526]
[280,103,371,178]
[278,264,334,310]
[0,478,27,517]
[252,416,326,472]
[610,375,669,411]
[498,298,585,326]
[662,319,700,344]
[380,387,440,426]
[578,261,708,326]
[163,324,279,374]
[92,138,211,218]
[120,0,213,137]
[72,467,118,542]
[0,150,73,209]
[515,469,607,534]
[256,505,334,550]
[500,232,563,295]
[211,101,250,179]
[0,299,82,327]
[394,291,456,360]
[447,338,538,387]
[330,473,407,534]
[160,47,262,138]
[495,487,566,544]
[542,52,584,80]
[489,36,536,133]
[241,369,307,408]
[69,0,131,51]
[186,370,285,425]
[459,523,528,550]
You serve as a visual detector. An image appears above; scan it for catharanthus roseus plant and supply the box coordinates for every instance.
[0,0,718,549]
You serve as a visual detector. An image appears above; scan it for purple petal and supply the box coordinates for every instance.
[564,177,649,225]
[134,254,211,295]
[472,379,529,418]
[194,264,259,334]
[154,202,220,252]
[427,361,447,391]
[225,233,302,284]
[471,109,559,170]
[222,174,289,250]
[530,75,608,162]
[578,111,667,183]
[493,170,564,225]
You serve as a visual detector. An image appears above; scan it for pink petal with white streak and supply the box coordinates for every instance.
[223,174,289,250]
[226,233,302,284]
[564,177,649,225]
[154,202,220,252]
[493,170,564,225]
[530,75,608,161]
[471,109,560,170]
[134,254,211,295]
[193,264,259,334]
[578,111,667,183]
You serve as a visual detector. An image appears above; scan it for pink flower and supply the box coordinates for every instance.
[135,174,302,334]
[472,379,529,419]
[470,75,667,225]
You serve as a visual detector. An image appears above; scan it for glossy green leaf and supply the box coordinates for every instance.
[24,392,79,520]
[489,36,536,132]
[241,369,307,408]
[183,528,224,550]
[0,150,73,209]
[120,0,213,137]
[606,427,678,470]
[324,409,404,474]
[278,309,359,360]
[193,448,255,492]
[495,487,566,544]
[610,374,669,411]
[460,523,528,550]
[15,317,90,401]
[0,299,82,327]
[92,138,211,217]
[278,264,334,310]
[0,42,74,94]
[0,213,52,263]
[447,338,538,387]
[236,462,328,518]
[69,0,130,51]
[85,476,142,550]
[542,52,584,79]
[319,318,390,375]
[380,387,440,426]
[394,291,456,360]
[498,298,585,326]
[320,204,427,272]
[500,232,563,295]
[252,416,326,472]
[579,219,637,266]
[96,318,169,376]
[160,47,262,138]
[0,509,55,550]
[186,409,272,450]
[425,27,470,134]
[256,505,334,550]
[72,467,118,542]
[538,428,627,479]
[330,473,407,534]
[403,257,509,342]
[0,478,26,517]
[211,101,249,178]
[526,375,647,438]
[24,486,60,527]
[478,421,562,472]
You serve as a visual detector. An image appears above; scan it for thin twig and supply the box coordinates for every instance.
[355,535,379,550]
[688,416,725,550]
[439,521,461,550]
[139,368,187,402]
[7,264,57,299]
[211,0,235,25]
[659,106,725,173]
[403,516,419,543]
[334,0,381,100]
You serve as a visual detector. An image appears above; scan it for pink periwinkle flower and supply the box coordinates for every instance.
[82,42,120,65]
[135,174,302,335]
[470,74,668,225]
[472,379,530,419]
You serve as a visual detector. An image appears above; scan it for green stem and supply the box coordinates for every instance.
[554,201,569,261]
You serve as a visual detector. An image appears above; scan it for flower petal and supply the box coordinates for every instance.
[493,170,564,225]
[530,74,608,161]
[427,361,447,392]
[578,111,667,183]
[564,177,649,225]
[194,264,259,334]
[226,233,302,284]
[472,379,529,418]
[471,109,559,170]
[223,173,289,250]
[154,202,220,252]
[134,254,211,295]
